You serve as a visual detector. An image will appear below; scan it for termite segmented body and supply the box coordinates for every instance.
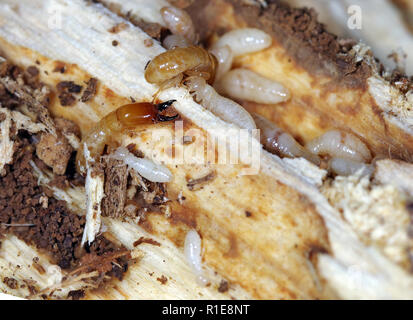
[76,101,176,174]
[144,46,218,86]
[160,6,196,44]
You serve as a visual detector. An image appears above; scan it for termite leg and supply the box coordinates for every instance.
[151,74,184,103]
[157,114,180,122]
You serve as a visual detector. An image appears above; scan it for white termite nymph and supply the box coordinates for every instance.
[160,6,196,44]
[213,28,272,57]
[216,68,290,104]
[184,229,209,286]
[110,147,172,183]
[186,76,256,130]
[305,130,372,163]
[329,157,374,177]
[252,113,320,165]
[209,45,234,82]
[162,34,191,49]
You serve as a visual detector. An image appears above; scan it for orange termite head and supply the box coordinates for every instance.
[116,102,157,128]
[116,100,178,128]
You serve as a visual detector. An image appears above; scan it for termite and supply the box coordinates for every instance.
[144,46,218,88]
[160,6,196,44]
[76,100,177,174]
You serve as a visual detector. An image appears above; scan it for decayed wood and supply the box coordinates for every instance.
[0,0,331,299]
[186,0,413,162]
[1,0,413,300]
